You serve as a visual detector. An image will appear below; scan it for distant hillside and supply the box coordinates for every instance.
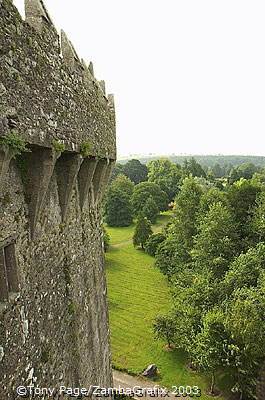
[118,154,265,167]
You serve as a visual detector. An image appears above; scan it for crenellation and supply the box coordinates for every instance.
[60,30,80,73]
[88,61,95,77]
[25,0,54,33]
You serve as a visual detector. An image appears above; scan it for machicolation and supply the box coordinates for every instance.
[0,0,116,397]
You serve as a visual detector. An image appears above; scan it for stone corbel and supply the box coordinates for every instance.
[96,160,115,203]
[91,160,108,206]
[22,146,59,237]
[56,153,83,221]
[77,157,98,211]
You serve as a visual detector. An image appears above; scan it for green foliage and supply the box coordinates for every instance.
[104,186,133,227]
[80,141,93,157]
[0,133,29,156]
[111,174,134,197]
[191,310,228,394]
[248,191,265,243]
[223,287,265,397]
[227,179,261,242]
[104,174,134,227]
[133,215,152,249]
[229,162,262,184]
[155,177,203,277]
[153,315,177,347]
[147,158,182,201]
[52,140,66,154]
[110,163,125,182]
[123,159,148,184]
[131,181,168,216]
[192,202,239,278]
[183,157,206,178]
[145,232,165,257]
[142,196,159,223]
[222,243,265,296]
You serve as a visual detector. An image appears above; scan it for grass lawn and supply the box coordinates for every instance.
[105,211,172,245]
[105,216,232,399]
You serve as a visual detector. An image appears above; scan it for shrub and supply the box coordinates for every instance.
[145,232,165,256]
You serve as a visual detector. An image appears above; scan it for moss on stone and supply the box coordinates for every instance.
[1,133,29,157]
[52,141,66,154]
[80,141,93,157]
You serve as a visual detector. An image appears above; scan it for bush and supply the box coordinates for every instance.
[145,232,165,256]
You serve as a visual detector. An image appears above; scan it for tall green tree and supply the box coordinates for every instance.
[147,158,182,201]
[223,287,265,398]
[110,163,124,182]
[182,157,206,178]
[155,176,203,276]
[111,173,134,196]
[123,159,148,184]
[192,202,239,278]
[131,181,168,216]
[104,187,133,227]
[227,178,261,243]
[142,196,159,223]
[133,215,152,249]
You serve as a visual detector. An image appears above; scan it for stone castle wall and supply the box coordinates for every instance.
[0,0,115,397]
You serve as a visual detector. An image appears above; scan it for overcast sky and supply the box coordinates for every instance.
[13,0,265,158]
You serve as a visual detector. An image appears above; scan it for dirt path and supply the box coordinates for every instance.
[113,369,188,400]
[111,223,166,248]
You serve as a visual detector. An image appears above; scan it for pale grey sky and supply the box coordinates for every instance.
[13,0,265,158]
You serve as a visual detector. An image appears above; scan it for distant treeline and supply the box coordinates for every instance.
[118,154,265,167]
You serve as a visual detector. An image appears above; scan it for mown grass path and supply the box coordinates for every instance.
[105,214,230,399]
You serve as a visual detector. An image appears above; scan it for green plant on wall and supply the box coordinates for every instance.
[0,132,29,156]
[97,151,105,160]
[52,140,66,155]
[80,141,93,157]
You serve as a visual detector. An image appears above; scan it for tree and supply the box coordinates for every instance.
[223,243,265,296]
[111,173,134,196]
[211,163,224,178]
[133,215,152,249]
[191,310,228,395]
[104,187,133,227]
[123,159,148,184]
[109,163,124,182]
[249,191,265,243]
[223,287,265,398]
[198,187,228,216]
[227,179,261,243]
[153,315,177,348]
[182,157,206,178]
[147,158,182,201]
[142,196,159,224]
[145,232,165,257]
[131,182,168,216]
[155,176,203,277]
[192,202,239,278]
[173,176,203,240]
